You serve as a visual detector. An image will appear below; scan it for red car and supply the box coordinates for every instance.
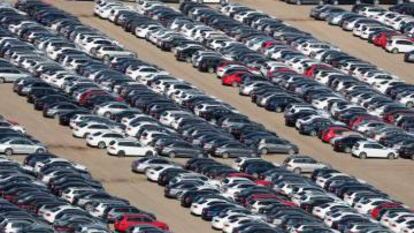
[370,202,404,220]
[321,126,352,143]
[349,115,381,129]
[303,64,332,77]
[383,110,414,123]
[114,214,169,232]
[372,31,401,48]
[222,71,251,87]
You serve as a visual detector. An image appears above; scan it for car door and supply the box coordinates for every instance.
[10,139,29,153]
[371,144,387,158]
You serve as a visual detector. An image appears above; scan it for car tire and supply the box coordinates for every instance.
[387,153,396,160]
[359,152,367,159]
[407,102,414,108]
[169,152,176,158]
[117,151,125,157]
[0,78,4,84]
[186,57,192,63]
[98,142,106,149]
[275,107,282,113]
[260,148,268,155]
[104,112,111,118]
[391,48,399,54]
[36,148,45,154]
[333,0,339,4]
[4,148,13,156]
[345,147,351,153]
[296,0,302,5]
[411,155,414,160]
[84,133,90,138]
[293,167,301,174]
[232,82,238,88]
[208,67,215,73]
[222,152,229,159]
[310,130,317,136]
[145,151,153,156]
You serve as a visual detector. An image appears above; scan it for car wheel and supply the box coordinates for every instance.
[36,148,45,154]
[344,147,351,153]
[359,152,367,159]
[391,48,399,54]
[387,153,396,160]
[333,0,339,4]
[275,107,282,113]
[98,142,106,149]
[84,133,90,138]
[103,55,110,62]
[208,67,215,73]
[117,151,125,157]
[169,152,176,158]
[0,78,4,84]
[310,130,317,136]
[145,151,153,156]
[232,82,238,88]
[222,152,230,159]
[407,102,414,108]
[4,148,13,156]
[293,167,301,174]
[104,112,111,118]
[411,155,414,160]
[186,57,192,63]
[288,148,296,155]
[296,0,301,4]
[260,148,268,155]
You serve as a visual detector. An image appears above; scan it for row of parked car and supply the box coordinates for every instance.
[311,5,414,63]
[182,1,414,160]
[3,0,303,161]
[99,0,414,160]
[390,3,414,17]
[0,114,173,233]
[0,114,48,156]
[130,153,414,233]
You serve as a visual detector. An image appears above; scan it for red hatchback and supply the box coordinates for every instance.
[372,31,401,48]
[114,214,169,232]
[321,126,351,143]
[222,71,251,87]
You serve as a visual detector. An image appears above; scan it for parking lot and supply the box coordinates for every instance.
[0,0,413,232]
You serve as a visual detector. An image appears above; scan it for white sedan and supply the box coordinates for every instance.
[72,123,123,138]
[0,138,46,156]
[93,102,130,118]
[86,131,126,149]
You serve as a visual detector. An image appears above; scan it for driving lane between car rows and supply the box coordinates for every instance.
[0,84,214,233]
[11,0,414,206]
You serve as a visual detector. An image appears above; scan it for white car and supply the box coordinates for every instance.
[106,139,156,157]
[352,141,398,159]
[282,155,328,174]
[0,67,30,83]
[385,37,414,53]
[41,205,82,223]
[190,199,228,216]
[145,164,180,182]
[0,137,46,156]
[72,122,123,138]
[93,102,130,117]
[86,131,126,149]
